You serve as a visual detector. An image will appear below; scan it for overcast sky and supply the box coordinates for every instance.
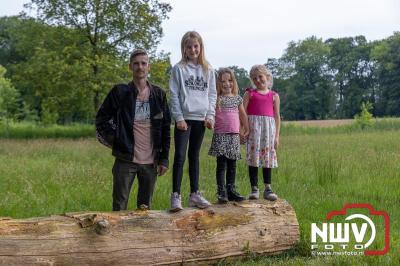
[1,0,399,70]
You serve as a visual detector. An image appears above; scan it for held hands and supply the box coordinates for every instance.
[176,120,188,131]
[204,118,214,130]
[240,131,249,144]
[157,165,168,176]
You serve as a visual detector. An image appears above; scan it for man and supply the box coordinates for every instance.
[96,49,171,211]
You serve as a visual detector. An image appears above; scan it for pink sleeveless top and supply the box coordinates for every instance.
[246,88,276,117]
[214,95,242,134]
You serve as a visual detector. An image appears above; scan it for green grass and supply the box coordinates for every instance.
[0,128,399,265]
[1,117,400,139]
[0,121,94,139]
[281,117,400,136]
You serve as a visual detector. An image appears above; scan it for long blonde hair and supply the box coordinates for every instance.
[179,31,210,73]
[216,68,239,108]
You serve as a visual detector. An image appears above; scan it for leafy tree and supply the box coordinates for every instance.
[0,16,46,76]
[266,58,298,120]
[0,16,95,123]
[0,65,20,124]
[26,0,171,112]
[280,36,335,120]
[148,52,171,93]
[354,101,373,129]
[227,65,251,96]
[371,32,400,116]
[327,36,375,118]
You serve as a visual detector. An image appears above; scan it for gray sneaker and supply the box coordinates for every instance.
[248,186,259,200]
[170,192,183,212]
[264,188,278,201]
[189,191,211,209]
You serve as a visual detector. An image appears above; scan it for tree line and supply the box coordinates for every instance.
[0,1,399,124]
[0,0,171,124]
[231,34,400,120]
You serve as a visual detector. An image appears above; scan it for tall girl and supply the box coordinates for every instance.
[243,65,281,201]
[169,31,217,211]
[208,68,249,203]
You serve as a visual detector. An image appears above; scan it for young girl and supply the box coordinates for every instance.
[208,68,249,203]
[243,65,281,201]
[169,31,217,211]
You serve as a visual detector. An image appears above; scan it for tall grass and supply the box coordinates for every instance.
[1,118,400,139]
[0,127,399,265]
[281,117,400,135]
[0,121,94,139]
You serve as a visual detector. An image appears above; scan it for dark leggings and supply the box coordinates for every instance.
[172,120,205,194]
[249,166,272,187]
[216,156,237,188]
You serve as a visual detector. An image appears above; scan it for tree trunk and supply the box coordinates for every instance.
[0,199,299,265]
[92,63,100,113]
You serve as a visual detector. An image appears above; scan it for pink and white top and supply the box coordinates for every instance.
[246,88,276,117]
[214,95,242,134]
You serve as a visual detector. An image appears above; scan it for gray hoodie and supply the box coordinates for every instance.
[169,62,217,122]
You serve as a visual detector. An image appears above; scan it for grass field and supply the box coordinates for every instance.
[0,124,399,265]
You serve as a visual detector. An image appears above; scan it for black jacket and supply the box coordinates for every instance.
[95,81,171,167]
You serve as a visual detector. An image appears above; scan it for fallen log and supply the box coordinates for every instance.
[0,199,299,265]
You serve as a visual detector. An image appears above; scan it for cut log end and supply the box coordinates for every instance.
[0,199,299,265]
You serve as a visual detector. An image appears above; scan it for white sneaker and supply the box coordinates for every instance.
[170,192,183,212]
[188,191,211,209]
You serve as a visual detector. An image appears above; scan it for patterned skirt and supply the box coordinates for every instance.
[246,115,278,168]
[208,133,241,160]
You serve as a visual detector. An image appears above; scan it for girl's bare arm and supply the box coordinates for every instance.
[273,94,281,149]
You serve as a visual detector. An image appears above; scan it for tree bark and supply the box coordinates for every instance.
[0,199,299,265]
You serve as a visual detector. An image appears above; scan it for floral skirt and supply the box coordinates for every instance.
[208,133,241,160]
[246,115,278,168]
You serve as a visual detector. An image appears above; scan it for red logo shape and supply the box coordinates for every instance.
[326,203,390,256]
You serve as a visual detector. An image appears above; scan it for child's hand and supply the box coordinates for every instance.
[274,136,280,149]
[204,118,214,129]
[240,131,248,144]
[176,120,188,131]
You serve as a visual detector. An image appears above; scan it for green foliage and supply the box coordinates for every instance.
[278,36,335,120]
[371,32,400,116]
[27,0,171,56]
[27,0,172,112]
[0,0,171,124]
[148,52,172,92]
[354,102,374,129]
[0,65,20,123]
[268,33,399,120]
[1,11,399,123]
[227,65,252,95]
[327,36,375,118]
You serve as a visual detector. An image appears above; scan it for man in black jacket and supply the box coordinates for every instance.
[96,49,171,211]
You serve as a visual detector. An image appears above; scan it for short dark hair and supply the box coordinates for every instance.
[130,49,148,64]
